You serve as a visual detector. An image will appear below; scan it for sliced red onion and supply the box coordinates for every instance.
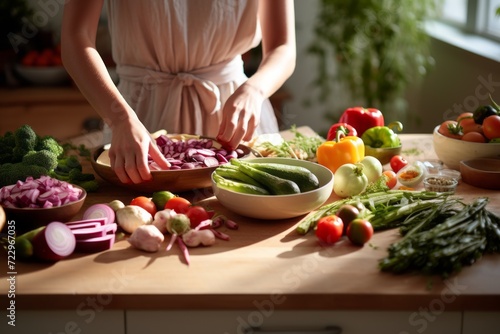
[32,222,76,262]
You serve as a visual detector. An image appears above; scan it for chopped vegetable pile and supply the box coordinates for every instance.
[0,175,83,208]
[151,134,246,170]
[0,124,98,192]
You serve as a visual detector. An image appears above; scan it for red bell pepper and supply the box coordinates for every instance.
[338,107,384,137]
[326,122,357,141]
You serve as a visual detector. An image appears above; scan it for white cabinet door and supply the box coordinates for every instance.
[463,311,500,334]
[126,310,461,334]
[1,310,125,334]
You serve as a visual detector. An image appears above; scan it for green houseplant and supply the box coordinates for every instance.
[307,0,439,123]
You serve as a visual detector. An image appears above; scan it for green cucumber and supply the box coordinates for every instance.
[214,165,264,188]
[240,161,319,192]
[231,160,301,195]
[213,174,270,195]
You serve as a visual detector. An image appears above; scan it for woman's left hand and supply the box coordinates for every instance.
[216,83,264,149]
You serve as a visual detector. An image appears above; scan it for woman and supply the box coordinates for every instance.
[61,0,296,184]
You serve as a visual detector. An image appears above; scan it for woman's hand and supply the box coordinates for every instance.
[108,118,170,184]
[216,83,264,149]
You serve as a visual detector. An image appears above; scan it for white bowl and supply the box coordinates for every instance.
[15,65,70,85]
[433,126,500,170]
[211,158,334,220]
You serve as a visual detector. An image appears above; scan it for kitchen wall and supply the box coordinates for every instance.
[22,0,500,136]
[285,0,500,135]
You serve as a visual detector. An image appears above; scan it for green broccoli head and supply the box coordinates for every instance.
[22,150,59,171]
[68,168,96,182]
[0,163,48,187]
[36,136,64,158]
[14,124,37,151]
[0,131,15,164]
[10,125,38,162]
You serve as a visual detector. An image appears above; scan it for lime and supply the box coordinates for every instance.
[152,191,176,210]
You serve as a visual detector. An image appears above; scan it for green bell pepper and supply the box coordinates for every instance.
[361,121,403,148]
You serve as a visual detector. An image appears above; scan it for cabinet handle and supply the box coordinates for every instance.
[244,326,342,334]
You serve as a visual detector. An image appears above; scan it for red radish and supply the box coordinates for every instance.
[31,222,76,262]
[83,204,115,224]
[75,234,115,253]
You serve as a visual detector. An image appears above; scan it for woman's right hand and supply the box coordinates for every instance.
[108,118,170,184]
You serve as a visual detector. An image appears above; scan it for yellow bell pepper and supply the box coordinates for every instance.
[317,132,365,173]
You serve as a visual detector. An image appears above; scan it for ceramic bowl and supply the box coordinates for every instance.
[459,158,500,190]
[91,136,252,193]
[433,126,500,170]
[364,145,402,165]
[15,65,70,86]
[211,157,334,220]
[2,186,87,234]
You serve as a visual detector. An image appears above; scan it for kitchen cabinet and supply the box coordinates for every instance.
[1,310,125,334]
[462,311,500,334]
[0,87,101,140]
[127,310,461,334]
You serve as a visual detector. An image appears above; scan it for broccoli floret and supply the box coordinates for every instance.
[55,155,82,175]
[0,163,48,187]
[22,150,59,171]
[69,168,95,182]
[36,136,64,158]
[10,125,39,162]
[0,131,15,164]
[76,180,100,193]
[14,124,37,151]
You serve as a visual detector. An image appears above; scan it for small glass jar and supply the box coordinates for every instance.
[423,175,458,193]
[439,169,462,184]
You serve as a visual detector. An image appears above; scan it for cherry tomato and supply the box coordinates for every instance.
[458,115,483,134]
[130,196,157,216]
[390,155,408,173]
[185,205,210,229]
[383,170,397,189]
[164,196,191,213]
[346,218,374,246]
[335,204,360,235]
[482,115,500,140]
[461,131,486,143]
[456,112,474,123]
[438,120,462,140]
[315,215,343,244]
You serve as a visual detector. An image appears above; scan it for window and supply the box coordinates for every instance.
[439,0,500,41]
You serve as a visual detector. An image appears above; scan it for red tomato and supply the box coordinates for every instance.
[130,196,157,216]
[315,215,343,244]
[383,170,397,189]
[335,204,360,235]
[458,115,483,134]
[346,219,374,246]
[185,205,210,229]
[390,155,408,173]
[165,196,191,214]
[456,112,473,123]
[482,115,500,140]
[462,131,486,143]
[438,121,462,140]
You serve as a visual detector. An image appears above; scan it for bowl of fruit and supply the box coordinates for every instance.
[15,47,69,86]
[433,107,500,170]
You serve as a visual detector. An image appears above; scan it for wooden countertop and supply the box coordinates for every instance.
[1,130,500,312]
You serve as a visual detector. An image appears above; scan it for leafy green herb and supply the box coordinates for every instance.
[260,125,324,161]
[379,197,500,277]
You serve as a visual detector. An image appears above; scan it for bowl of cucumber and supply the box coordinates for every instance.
[211,157,334,220]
